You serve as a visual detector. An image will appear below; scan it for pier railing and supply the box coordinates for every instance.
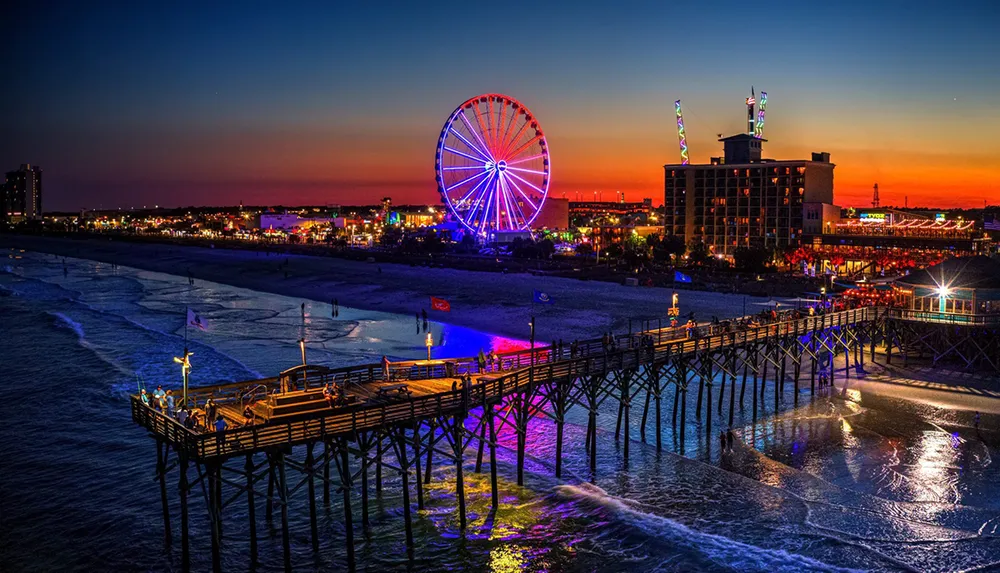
[887,308,1000,326]
[132,306,878,460]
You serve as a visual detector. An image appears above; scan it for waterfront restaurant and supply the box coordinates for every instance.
[896,256,1000,315]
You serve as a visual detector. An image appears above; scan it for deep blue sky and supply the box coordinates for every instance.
[2,0,998,210]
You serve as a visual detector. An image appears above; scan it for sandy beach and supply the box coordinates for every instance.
[1,235,761,342]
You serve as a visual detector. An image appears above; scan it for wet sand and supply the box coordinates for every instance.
[2,235,757,342]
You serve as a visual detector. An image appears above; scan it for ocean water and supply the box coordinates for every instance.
[2,248,1000,573]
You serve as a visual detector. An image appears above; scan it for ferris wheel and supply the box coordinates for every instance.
[435,93,550,236]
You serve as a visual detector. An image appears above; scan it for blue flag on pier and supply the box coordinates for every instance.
[674,271,692,284]
[533,290,554,304]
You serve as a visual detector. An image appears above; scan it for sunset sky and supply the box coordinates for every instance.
[2,0,998,211]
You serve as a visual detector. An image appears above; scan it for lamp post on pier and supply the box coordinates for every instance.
[173,349,193,407]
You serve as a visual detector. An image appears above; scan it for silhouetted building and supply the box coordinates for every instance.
[664,136,835,256]
[4,164,43,222]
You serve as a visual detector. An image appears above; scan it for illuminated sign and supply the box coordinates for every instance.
[859,212,886,221]
[935,213,946,223]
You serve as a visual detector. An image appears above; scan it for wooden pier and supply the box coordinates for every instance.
[131,305,1000,571]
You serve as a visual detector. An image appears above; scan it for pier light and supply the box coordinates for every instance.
[936,285,951,298]
[425,331,433,361]
[172,349,193,406]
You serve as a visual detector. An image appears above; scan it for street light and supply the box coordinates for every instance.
[425,331,433,361]
[172,349,193,407]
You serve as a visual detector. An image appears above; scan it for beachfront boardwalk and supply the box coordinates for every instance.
[131,305,1000,572]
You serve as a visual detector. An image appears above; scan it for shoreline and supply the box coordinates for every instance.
[2,235,758,342]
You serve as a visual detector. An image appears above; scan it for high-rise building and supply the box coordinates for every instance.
[664,135,835,257]
[4,164,43,222]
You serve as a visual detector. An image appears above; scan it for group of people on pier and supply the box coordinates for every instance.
[140,385,256,436]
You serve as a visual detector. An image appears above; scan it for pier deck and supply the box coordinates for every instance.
[132,307,880,461]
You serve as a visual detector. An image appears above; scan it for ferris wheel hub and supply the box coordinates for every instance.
[496,160,507,172]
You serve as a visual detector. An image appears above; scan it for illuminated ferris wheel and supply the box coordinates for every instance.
[435,93,550,236]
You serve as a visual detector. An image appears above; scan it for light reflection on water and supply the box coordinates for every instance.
[4,249,1000,572]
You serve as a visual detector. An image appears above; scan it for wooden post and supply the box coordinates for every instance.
[695,365,705,420]
[705,377,712,439]
[277,453,292,573]
[776,343,783,405]
[413,426,424,511]
[424,419,435,484]
[266,463,275,522]
[614,395,624,441]
[589,377,598,473]
[810,332,818,394]
[156,440,172,547]
[179,454,190,572]
[337,436,360,571]
[672,380,680,426]
[793,342,801,406]
[487,400,499,509]
[306,443,319,552]
[395,430,414,555]
[323,437,331,505]
[475,416,486,473]
[516,392,526,486]
[760,351,768,405]
[679,382,687,455]
[717,364,726,415]
[375,434,383,495]
[208,463,222,573]
[728,373,736,428]
[639,386,651,443]
[454,414,467,529]
[622,371,631,463]
[654,367,663,451]
[752,365,759,423]
[360,434,370,534]
[245,454,258,565]
[739,353,748,406]
[555,381,565,478]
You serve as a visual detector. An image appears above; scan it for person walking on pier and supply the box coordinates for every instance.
[206,397,218,425]
[214,415,228,452]
[165,390,175,416]
[381,355,391,380]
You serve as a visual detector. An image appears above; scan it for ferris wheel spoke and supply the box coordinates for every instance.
[443,165,487,171]
[507,134,544,163]
[469,171,496,232]
[486,98,496,151]
[462,109,494,162]
[507,154,545,166]
[499,107,518,156]
[446,169,490,193]
[497,174,514,229]
[496,103,508,157]
[476,177,496,236]
[500,173,527,230]
[457,168,493,204]
[449,126,492,162]
[506,166,548,176]
[504,173,539,211]
[499,117,530,159]
[443,145,487,165]
[505,174,532,228]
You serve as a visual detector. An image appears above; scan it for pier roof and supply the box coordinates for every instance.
[898,256,1000,292]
